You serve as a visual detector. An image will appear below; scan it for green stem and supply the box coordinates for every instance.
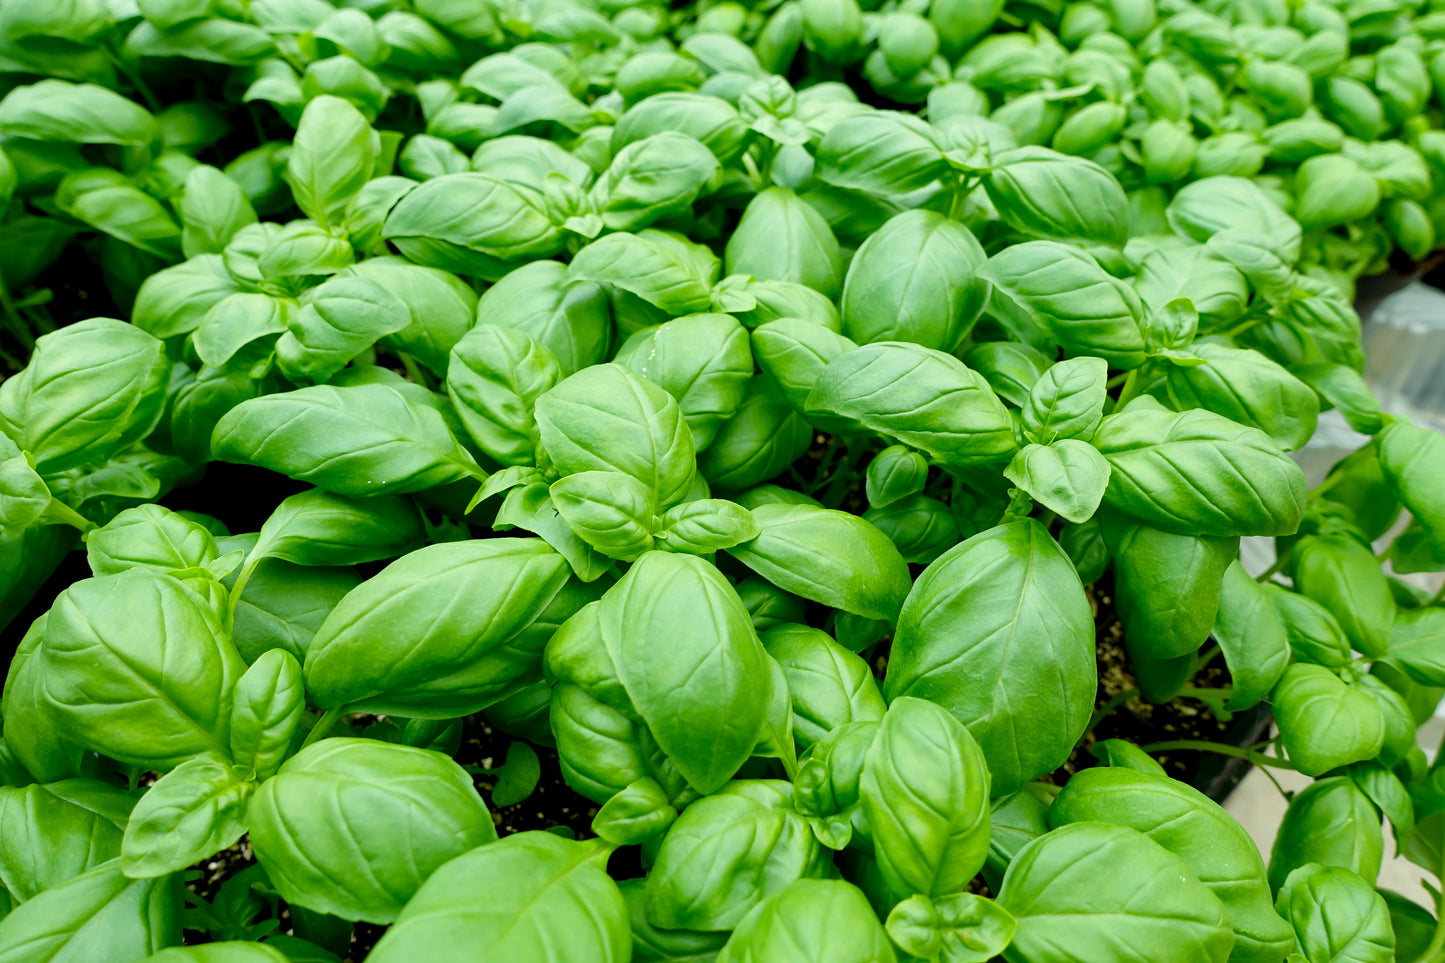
[1429,582,1445,607]
[1086,687,1140,735]
[42,499,95,532]
[1177,686,1234,722]
[226,557,259,621]
[1113,367,1146,410]
[1308,470,1345,500]
[1105,371,1130,389]
[1254,555,1288,583]
[806,439,844,496]
[300,706,344,751]
[1140,739,1301,771]
[102,43,162,115]
[0,272,35,351]
[1415,906,1445,963]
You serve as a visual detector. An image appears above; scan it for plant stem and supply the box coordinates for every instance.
[227,558,259,621]
[1140,739,1301,771]
[43,500,95,532]
[1105,372,1130,388]
[1113,367,1146,409]
[1254,555,1288,583]
[1086,687,1139,734]
[1429,582,1445,607]
[0,272,35,351]
[1415,906,1445,963]
[300,707,344,750]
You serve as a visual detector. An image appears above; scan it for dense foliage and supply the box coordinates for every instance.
[2,0,1445,960]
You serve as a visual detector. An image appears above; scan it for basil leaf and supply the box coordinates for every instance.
[228,649,305,781]
[1094,402,1307,537]
[536,363,697,510]
[1273,666,1386,779]
[984,146,1129,247]
[616,313,753,452]
[1276,864,1395,963]
[447,324,562,466]
[85,505,219,577]
[861,697,991,899]
[1022,357,1108,444]
[212,383,482,496]
[1212,560,1289,710]
[719,880,896,962]
[567,230,720,316]
[1268,776,1382,893]
[551,471,656,560]
[884,520,1095,795]
[249,739,498,923]
[1163,344,1319,452]
[1004,440,1111,524]
[726,502,912,622]
[285,95,377,230]
[0,860,181,961]
[726,186,843,299]
[1289,533,1394,658]
[121,753,253,879]
[840,209,987,352]
[305,539,571,717]
[807,342,1015,466]
[1052,768,1294,962]
[367,832,628,963]
[997,823,1234,963]
[0,779,132,901]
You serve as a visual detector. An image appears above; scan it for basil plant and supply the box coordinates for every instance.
[0,0,1444,960]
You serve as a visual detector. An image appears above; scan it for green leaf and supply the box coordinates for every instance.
[726,502,912,622]
[725,186,843,299]
[447,324,562,467]
[982,242,1146,368]
[0,860,181,962]
[0,319,168,475]
[655,499,761,555]
[366,832,627,963]
[285,96,377,230]
[85,505,219,577]
[751,318,858,413]
[592,132,719,232]
[1022,357,1108,444]
[985,146,1129,247]
[180,165,257,258]
[1377,421,1445,558]
[1289,534,1394,659]
[806,342,1016,466]
[884,519,1095,795]
[1212,561,1290,711]
[997,823,1234,963]
[1094,401,1307,537]
[1051,767,1294,963]
[1165,176,1302,265]
[228,649,305,781]
[718,879,897,963]
[304,539,571,717]
[249,739,497,924]
[0,80,156,146]
[1276,865,1394,963]
[211,384,481,496]
[861,697,991,899]
[762,624,885,750]
[550,471,656,560]
[1004,440,1111,524]
[567,230,720,315]
[815,110,948,194]
[1273,667,1386,779]
[383,172,563,276]
[247,489,425,571]
[0,779,132,901]
[486,741,542,808]
[1382,608,1445,687]
[535,363,697,510]
[121,753,253,879]
[36,571,245,768]
[616,313,753,452]
[1163,344,1319,452]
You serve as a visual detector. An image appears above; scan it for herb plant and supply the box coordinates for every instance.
[1,0,1445,961]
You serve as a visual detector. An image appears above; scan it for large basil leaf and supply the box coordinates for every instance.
[447,323,562,466]
[749,316,858,415]
[228,649,304,780]
[1377,421,1445,557]
[762,624,886,749]
[232,561,360,663]
[717,879,897,963]
[726,186,843,298]
[982,242,1146,368]
[592,132,718,232]
[1276,865,1394,963]
[539,362,696,505]
[1132,243,1249,328]
[699,374,814,491]
[616,313,753,451]
[997,823,1234,963]
[0,81,157,146]
[1101,515,1236,661]
[806,342,1015,466]
[348,257,478,376]
[276,274,411,384]
[367,832,629,963]
[1163,344,1319,452]
[884,520,1095,795]
[1382,608,1445,686]
[1272,666,1386,779]
[815,110,948,194]
[246,488,425,571]
[248,739,498,923]
[1267,777,1382,893]
[1,616,84,783]
[85,505,220,577]
[1094,401,1307,537]
[0,318,168,474]
[36,572,245,768]
[382,172,562,274]
[567,230,720,316]
[595,552,771,795]
[861,697,991,899]
[726,503,912,622]
[984,146,1129,247]
[285,95,377,230]
[1165,176,1302,265]
[0,860,181,963]
[840,209,987,352]
[304,539,571,716]
[212,383,481,496]
[646,781,828,931]
[1051,768,1293,963]
[0,779,133,901]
